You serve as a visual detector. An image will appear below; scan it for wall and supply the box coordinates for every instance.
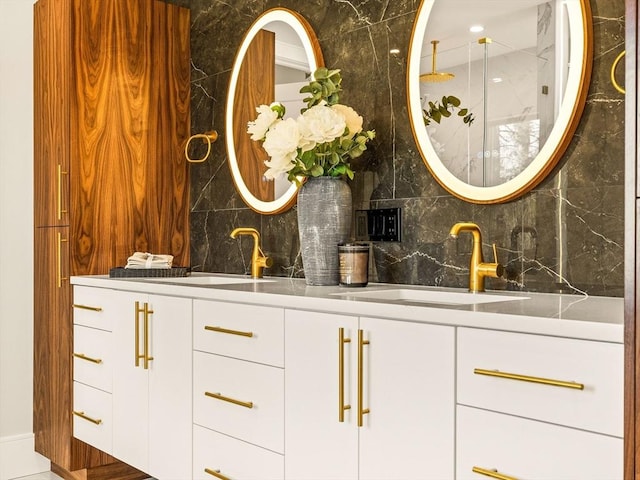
[190,0,623,297]
[0,0,50,478]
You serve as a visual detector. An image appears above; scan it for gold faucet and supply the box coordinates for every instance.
[449,222,504,293]
[230,227,273,279]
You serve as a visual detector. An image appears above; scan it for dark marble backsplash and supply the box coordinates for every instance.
[177,0,625,297]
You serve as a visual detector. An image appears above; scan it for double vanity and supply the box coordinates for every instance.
[69,273,623,480]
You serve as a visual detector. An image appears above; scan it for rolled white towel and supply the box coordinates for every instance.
[125,252,174,269]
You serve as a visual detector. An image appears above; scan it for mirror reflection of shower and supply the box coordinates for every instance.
[421,1,569,188]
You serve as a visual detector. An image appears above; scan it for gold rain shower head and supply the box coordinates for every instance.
[420,40,454,83]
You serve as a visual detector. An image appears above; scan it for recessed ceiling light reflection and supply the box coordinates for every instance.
[470,25,484,33]
[492,77,503,83]
[390,48,400,55]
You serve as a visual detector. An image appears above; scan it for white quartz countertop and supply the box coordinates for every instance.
[71,273,624,343]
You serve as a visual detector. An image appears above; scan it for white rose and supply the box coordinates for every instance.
[247,104,280,141]
[297,104,346,150]
[331,104,363,138]
[262,117,300,167]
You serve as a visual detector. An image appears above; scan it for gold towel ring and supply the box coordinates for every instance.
[184,131,218,163]
[610,50,625,95]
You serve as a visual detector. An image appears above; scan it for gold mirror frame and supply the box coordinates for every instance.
[225,8,324,214]
[407,0,593,204]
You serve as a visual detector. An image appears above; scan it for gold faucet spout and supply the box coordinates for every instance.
[449,222,503,292]
[230,227,273,278]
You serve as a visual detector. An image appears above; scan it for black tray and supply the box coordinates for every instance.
[109,266,190,278]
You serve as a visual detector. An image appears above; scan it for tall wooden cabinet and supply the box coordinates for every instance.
[33,0,190,478]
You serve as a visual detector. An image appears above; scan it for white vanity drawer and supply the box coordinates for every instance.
[193,300,284,367]
[73,286,113,331]
[457,327,623,437]
[73,381,112,455]
[193,350,284,453]
[193,425,284,480]
[456,405,622,480]
[73,324,112,392]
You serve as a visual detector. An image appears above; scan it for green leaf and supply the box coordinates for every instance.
[447,96,461,107]
[310,165,324,177]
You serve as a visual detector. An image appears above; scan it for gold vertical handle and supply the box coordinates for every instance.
[135,302,142,367]
[143,303,154,370]
[472,466,518,480]
[56,232,68,288]
[338,328,352,422]
[357,329,370,427]
[204,468,231,480]
[57,163,68,220]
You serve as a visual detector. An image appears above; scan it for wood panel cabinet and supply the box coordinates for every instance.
[284,310,455,480]
[33,0,190,477]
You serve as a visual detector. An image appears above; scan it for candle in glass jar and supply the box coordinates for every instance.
[338,243,370,287]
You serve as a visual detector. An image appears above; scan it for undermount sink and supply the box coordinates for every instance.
[137,274,274,286]
[334,288,529,306]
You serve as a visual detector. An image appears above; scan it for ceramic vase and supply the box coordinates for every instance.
[297,176,352,286]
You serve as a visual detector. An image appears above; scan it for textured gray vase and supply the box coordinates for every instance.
[297,176,352,286]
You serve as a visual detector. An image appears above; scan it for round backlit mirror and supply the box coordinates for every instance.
[226,8,324,214]
[407,0,592,203]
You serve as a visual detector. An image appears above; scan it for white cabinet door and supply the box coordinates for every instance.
[112,291,149,471]
[147,293,192,479]
[358,317,455,480]
[112,291,192,479]
[285,310,359,480]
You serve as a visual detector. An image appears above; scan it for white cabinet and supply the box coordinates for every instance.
[456,406,622,480]
[111,291,192,479]
[284,310,455,480]
[192,300,285,480]
[456,327,623,479]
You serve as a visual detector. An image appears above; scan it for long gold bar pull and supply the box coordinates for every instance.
[474,368,584,390]
[57,163,68,220]
[205,325,253,337]
[205,391,254,409]
[73,410,102,425]
[338,328,352,422]
[143,303,154,370]
[135,302,143,367]
[357,329,370,427]
[73,353,102,364]
[56,232,68,288]
[72,304,103,312]
[472,466,518,480]
[204,468,231,480]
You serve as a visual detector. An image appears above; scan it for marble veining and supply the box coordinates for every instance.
[177,0,625,297]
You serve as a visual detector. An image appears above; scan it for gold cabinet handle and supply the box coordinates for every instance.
[57,163,68,220]
[474,368,584,390]
[357,329,370,427]
[472,466,518,480]
[204,468,231,480]
[338,327,352,422]
[56,232,68,288]
[73,353,102,364]
[205,325,253,337]
[73,410,102,425]
[143,303,154,370]
[72,304,103,312]
[135,302,142,367]
[134,301,154,369]
[610,50,625,94]
[205,391,254,409]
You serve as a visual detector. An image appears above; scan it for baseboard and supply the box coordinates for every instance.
[0,433,51,480]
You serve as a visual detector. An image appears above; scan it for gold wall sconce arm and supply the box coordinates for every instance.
[611,50,625,95]
[184,130,218,163]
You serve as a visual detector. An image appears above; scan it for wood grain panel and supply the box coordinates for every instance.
[70,0,190,275]
[34,0,71,228]
[233,29,275,202]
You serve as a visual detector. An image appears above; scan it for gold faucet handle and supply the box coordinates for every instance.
[482,243,504,278]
